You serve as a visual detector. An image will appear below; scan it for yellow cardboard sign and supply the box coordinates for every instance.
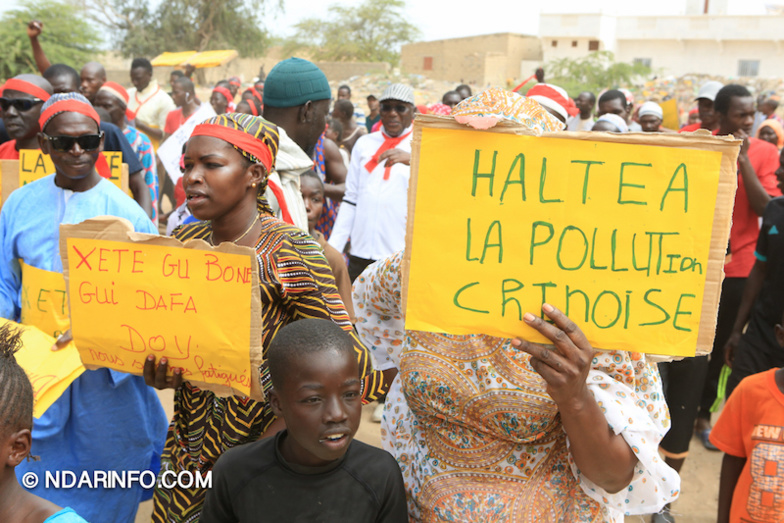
[60,217,264,399]
[20,262,70,339]
[19,149,123,190]
[0,318,85,418]
[404,117,739,357]
[660,98,679,131]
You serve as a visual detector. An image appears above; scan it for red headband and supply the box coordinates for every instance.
[245,101,258,116]
[229,79,241,88]
[39,100,101,131]
[190,123,273,172]
[212,86,233,103]
[99,81,129,104]
[2,78,51,102]
[248,88,263,104]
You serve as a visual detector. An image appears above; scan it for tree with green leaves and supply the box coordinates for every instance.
[0,0,100,79]
[543,51,653,97]
[76,0,277,58]
[282,0,420,64]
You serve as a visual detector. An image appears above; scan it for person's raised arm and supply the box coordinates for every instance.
[27,20,51,74]
[322,138,347,202]
[724,259,766,366]
[513,305,637,493]
[737,131,773,216]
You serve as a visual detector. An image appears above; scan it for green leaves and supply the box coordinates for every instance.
[544,51,653,97]
[0,0,100,78]
[282,0,420,64]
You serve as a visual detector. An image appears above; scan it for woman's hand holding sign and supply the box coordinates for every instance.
[143,355,184,390]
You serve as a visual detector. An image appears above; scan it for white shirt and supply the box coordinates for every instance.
[329,126,413,260]
[128,79,176,131]
[266,128,310,231]
[567,114,594,131]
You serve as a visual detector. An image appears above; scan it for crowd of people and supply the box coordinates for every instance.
[0,18,782,523]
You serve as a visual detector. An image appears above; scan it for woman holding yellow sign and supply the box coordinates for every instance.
[145,112,386,522]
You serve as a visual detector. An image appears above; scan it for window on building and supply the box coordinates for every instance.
[588,40,600,51]
[571,40,578,47]
[551,40,558,47]
[423,56,433,71]
[634,58,652,69]
[738,60,760,77]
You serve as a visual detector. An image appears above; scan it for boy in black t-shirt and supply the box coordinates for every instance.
[201,319,407,523]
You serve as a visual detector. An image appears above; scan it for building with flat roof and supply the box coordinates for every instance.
[400,33,541,86]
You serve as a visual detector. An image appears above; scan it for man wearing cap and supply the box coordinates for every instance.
[262,57,332,231]
[329,83,415,281]
[638,101,664,133]
[0,74,53,159]
[94,81,159,222]
[526,83,577,126]
[127,57,176,146]
[680,81,722,133]
[0,92,167,523]
[365,94,380,133]
[567,91,596,131]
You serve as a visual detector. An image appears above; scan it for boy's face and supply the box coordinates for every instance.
[300,177,324,232]
[270,349,361,468]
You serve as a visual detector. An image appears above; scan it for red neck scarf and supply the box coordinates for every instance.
[266,179,293,224]
[364,128,412,180]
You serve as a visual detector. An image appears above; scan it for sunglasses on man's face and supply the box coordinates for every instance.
[41,132,104,152]
[380,103,410,114]
[0,97,44,112]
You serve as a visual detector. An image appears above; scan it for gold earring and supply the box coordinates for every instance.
[251,182,257,188]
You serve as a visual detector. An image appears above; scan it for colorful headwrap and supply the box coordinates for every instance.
[451,87,563,134]
[39,92,101,131]
[428,103,452,116]
[595,113,629,133]
[244,87,263,105]
[212,86,233,104]
[757,118,784,148]
[98,81,136,120]
[190,113,281,219]
[1,77,51,102]
[527,83,579,121]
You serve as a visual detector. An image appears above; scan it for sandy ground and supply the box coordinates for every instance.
[134,392,722,523]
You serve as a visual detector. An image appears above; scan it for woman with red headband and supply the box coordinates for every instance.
[210,81,234,114]
[0,92,167,523]
[145,113,387,522]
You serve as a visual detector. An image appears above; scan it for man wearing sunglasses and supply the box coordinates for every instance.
[0,74,53,159]
[0,92,167,523]
[329,83,415,283]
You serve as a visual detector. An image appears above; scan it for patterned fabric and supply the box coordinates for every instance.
[123,126,159,222]
[313,133,339,238]
[353,252,680,522]
[428,103,451,116]
[152,215,387,522]
[451,88,563,132]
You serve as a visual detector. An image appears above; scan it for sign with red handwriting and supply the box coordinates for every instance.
[60,217,263,400]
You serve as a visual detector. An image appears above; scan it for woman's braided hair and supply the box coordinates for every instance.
[0,323,33,436]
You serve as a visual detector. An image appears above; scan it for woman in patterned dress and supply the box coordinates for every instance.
[351,90,680,522]
[144,113,386,522]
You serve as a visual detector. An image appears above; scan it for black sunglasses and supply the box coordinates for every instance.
[41,132,104,152]
[380,103,410,114]
[0,97,44,112]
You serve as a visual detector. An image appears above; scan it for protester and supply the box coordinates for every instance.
[146,113,386,522]
[710,322,784,523]
[163,77,201,139]
[365,94,380,132]
[681,81,723,133]
[337,84,366,126]
[300,171,354,320]
[238,87,263,116]
[332,99,366,153]
[592,113,629,133]
[329,83,415,282]
[39,64,153,217]
[657,84,781,522]
[639,101,664,132]
[0,74,53,159]
[127,57,176,145]
[168,69,184,96]
[756,119,784,149]
[567,91,596,131]
[751,94,782,135]
[227,76,241,98]
[79,61,106,103]
[312,132,348,238]
[685,108,699,128]
[262,57,332,231]
[441,90,461,109]
[202,319,406,523]
[0,92,167,523]
[527,83,576,125]
[597,89,631,122]
[0,323,89,523]
[210,81,233,115]
[94,81,159,222]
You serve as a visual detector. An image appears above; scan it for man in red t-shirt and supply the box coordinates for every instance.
[680,80,723,134]
[0,75,53,159]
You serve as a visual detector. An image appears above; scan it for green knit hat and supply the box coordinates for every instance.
[263,57,331,108]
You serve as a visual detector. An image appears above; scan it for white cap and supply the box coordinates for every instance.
[696,81,723,102]
[638,101,663,119]
[379,84,415,106]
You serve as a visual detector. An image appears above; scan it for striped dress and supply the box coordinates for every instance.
[152,214,387,522]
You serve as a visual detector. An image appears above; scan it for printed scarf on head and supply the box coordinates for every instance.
[451,87,564,133]
[190,113,285,219]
